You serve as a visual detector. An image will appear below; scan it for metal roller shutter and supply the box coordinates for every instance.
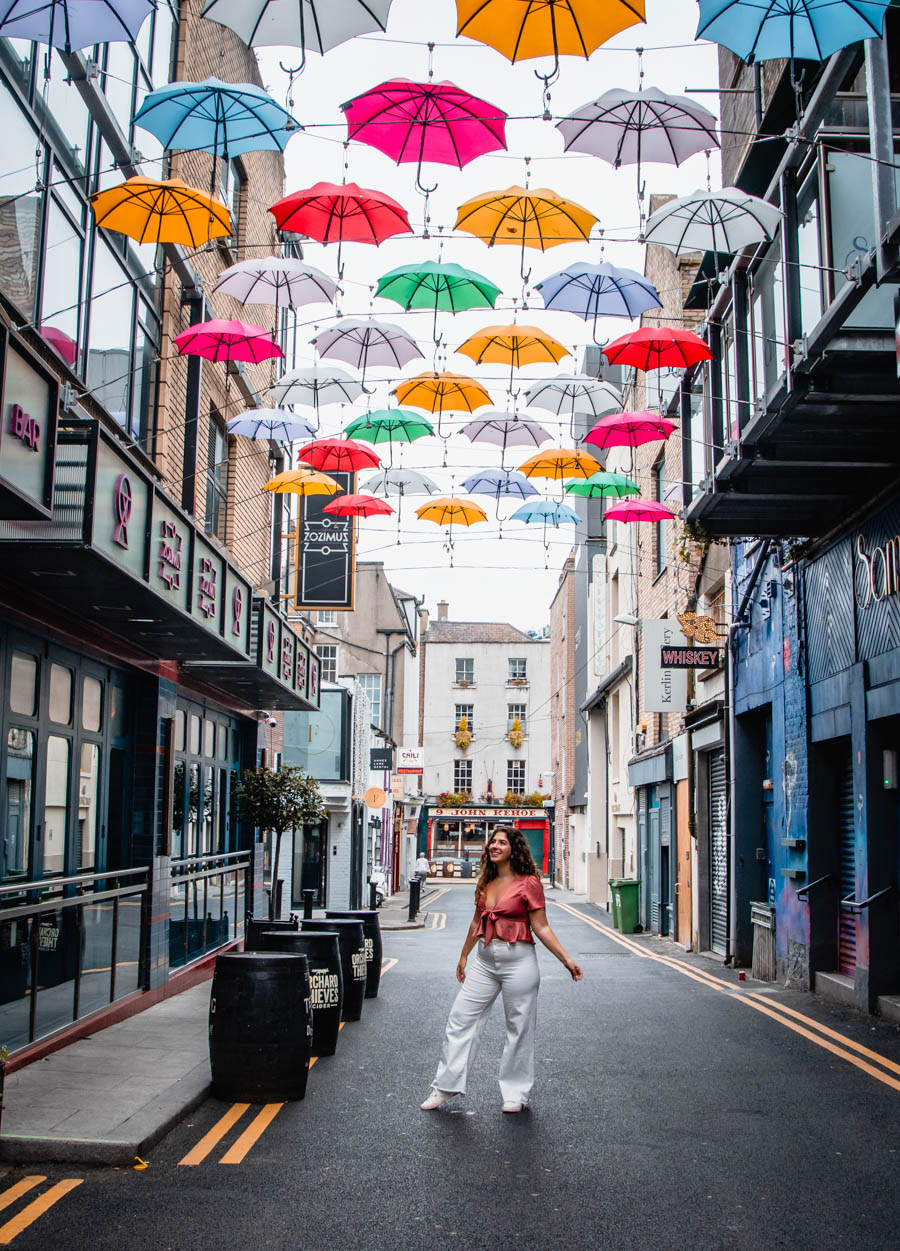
[837,752,857,977]
[709,750,728,956]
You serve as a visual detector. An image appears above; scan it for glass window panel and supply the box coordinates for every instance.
[39,197,82,369]
[4,727,34,881]
[190,714,201,755]
[798,174,824,337]
[202,767,214,853]
[77,742,100,869]
[187,764,200,856]
[218,726,229,761]
[151,2,176,87]
[508,658,527,680]
[0,86,44,317]
[174,709,186,752]
[42,51,91,180]
[103,42,136,135]
[204,719,215,758]
[87,238,134,427]
[10,653,37,716]
[136,10,153,68]
[358,673,382,729]
[79,900,113,1016]
[218,770,228,852]
[455,657,474,684]
[108,683,125,739]
[82,676,102,732]
[43,735,70,875]
[172,760,185,858]
[130,310,158,444]
[5,38,34,89]
[751,237,785,405]
[49,664,73,724]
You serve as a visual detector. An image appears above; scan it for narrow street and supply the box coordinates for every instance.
[3,887,898,1251]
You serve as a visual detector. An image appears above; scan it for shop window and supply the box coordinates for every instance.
[202,767,214,853]
[187,763,200,857]
[455,657,474,685]
[190,714,201,755]
[108,683,126,740]
[455,704,474,734]
[358,673,382,728]
[43,735,70,875]
[82,676,102,733]
[317,645,337,683]
[205,413,229,542]
[174,709,186,752]
[4,728,34,881]
[508,704,526,733]
[77,743,99,869]
[508,658,527,682]
[204,719,215,758]
[10,653,37,717]
[507,760,526,793]
[49,664,73,725]
[172,761,185,858]
[453,759,472,793]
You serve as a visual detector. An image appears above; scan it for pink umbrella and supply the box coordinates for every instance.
[40,324,78,366]
[583,411,676,450]
[172,318,284,364]
[605,500,677,523]
[323,493,395,518]
[341,78,507,192]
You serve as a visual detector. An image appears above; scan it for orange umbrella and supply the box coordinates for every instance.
[456,0,645,75]
[393,372,492,439]
[455,186,598,280]
[456,324,571,372]
[416,496,488,526]
[89,177,231,246]
[519,448,604,481]
[263,466,341,495]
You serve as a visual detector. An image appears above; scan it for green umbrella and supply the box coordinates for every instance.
[375,261,501,343]
[344,409,434,465]
[565,471,640,498]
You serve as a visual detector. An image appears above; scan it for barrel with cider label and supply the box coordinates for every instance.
[260,930,343,1056]
[325,909,383,998]
[300,919,366,1021]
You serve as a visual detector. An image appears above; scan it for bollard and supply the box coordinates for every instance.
[369,882,378,911]
[302,889,316,920]
[408,877,421,922]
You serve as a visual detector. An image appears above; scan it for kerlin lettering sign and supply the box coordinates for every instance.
[659,646,721,669]
[295,471,356,611]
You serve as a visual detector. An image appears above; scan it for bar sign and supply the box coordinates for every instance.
[659,646,721,669]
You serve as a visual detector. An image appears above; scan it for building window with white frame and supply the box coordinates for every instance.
[358,673,382,729]
[455,657,474,685]
[317,610,337,627]
[508,657,527,682]
[507,703,527,733]
[316,645,337,683]
[507,760,526,793]
[455,704,474,734]
[453,759,472,793]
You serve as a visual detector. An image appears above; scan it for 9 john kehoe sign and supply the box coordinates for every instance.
[643,619,689,714]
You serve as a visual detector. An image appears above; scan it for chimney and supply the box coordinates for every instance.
[419,606,430,632]
[437,600,449,621]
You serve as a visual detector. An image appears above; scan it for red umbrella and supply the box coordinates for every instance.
[605,500,677,523]
[172,318,283,364]
[268,181,412,278]
[297,437,382,473]
[603,326,712,371]
[323,493,395,517]
[40,324,78,366]
[583,412,676,450]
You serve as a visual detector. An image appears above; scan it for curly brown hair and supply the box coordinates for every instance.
[475,825,540,898]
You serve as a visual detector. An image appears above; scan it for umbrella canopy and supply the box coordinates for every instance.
[525,374,623,438]
[173,319,283,364]
[392,372,492,414]
[696,0,891,64]
[459,412,552,453]
[323,494,395,517]
[519,448,603,481]
[40,325,77,366]
[133,78,296,159]
[269,181,412,245]
[297,437,381,473]
[565,471,640,498]
[604,327,712,371]
[264,467,341,494]
[226,409,316,441]
[212,258,339,310]
[643,188,782,257]
[311,319,423,377]
[456,0,645,65]
[583,412,676,449]
[557,88,719,167]
[0,0,153,50]
[455,186,597,251]
[416,497,488,526]
[535,262,661,322]
[200,0,394,52]
[344,411,434,444]
[341,79,508,181]
[89,177,230,246]
[361,469,440,496]
[376,261,501,317]
[605,500,677,523]
[511,500,581,525]
[462,469,539,500]
[268,366,365,409]
[456,324,570,369]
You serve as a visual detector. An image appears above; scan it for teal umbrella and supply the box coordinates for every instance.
[564,472,640,499]
[343,410,434,465]
[375,260,501,343]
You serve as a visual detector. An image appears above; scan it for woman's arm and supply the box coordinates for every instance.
[529,909,584,981]
[456,908,482,983]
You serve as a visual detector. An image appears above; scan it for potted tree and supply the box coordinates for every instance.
[237,765,325,920]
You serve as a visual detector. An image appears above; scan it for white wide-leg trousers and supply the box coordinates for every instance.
[432,939,540,1105]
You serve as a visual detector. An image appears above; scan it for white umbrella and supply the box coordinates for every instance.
[201,0,394,57]
[213,258,339,309]
[268,365,365,410]
[557,88,720,168]
[642,187,782,256]
[226,409,316,441]
[360,468,440,496]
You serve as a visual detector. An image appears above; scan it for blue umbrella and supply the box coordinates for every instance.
[696,0,892,64]
[511,500,581,526]
[462,469,538,501]
[134,78,298,160]
[535,262,662,334]
[0,0,153,50]
[226,409,315,442]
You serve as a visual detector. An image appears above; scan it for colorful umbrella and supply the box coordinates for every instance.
[226,410,316,441]
[323,494,395,517]
[511,500,581,525]
[605,500,677,523]
[200,0,395,62]
[297,437,381,473]
[416,496,488,565]
[341,78,508,192]
[455,186,597,278]
[269,182,412,277]
[264,467,341,494]
[535,262,662,329]
[361,468,439,496]
[268,366,365,413]
[376,261,501,343]
[39,325,77,366]
[462,469,538,500]
[456,0,646,80]
[565,471,640,498]
[456,324,571,373]
[89,177,230,247]
[173,319,283,364]
[519,448,603,481]
[392,372,492,424]
[133,79,297,162]
[0,0,153,50]
[311,319,423,382]
[213,258,339,310]
[583,412,676,450]
[525,373,622,440]
[603,327,712,371]
[696,0,892,64]
[642,188,781,257]
[344,411,434,444]
[459,412,552,465]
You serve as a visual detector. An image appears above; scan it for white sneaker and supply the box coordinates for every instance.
[420,1088,458,1111]
[502,1101,524,1113]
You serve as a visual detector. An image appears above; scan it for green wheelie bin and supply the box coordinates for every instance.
[612,879,641,934]
[607,879,623,930]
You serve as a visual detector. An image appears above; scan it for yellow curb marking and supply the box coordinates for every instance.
[0,1180,45,1214]
[179,1103,249,1166]
[219,1103,284,1165]
[0,1179,83,1245]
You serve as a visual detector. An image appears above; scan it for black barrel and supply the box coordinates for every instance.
[245,915,297,951]
[209,952,312,1101]
[260,931,343,1057]
[301,919,366,1022]
[325,909,383,999]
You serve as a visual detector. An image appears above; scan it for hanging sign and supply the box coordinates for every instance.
[370,747,393,771]
[295,470,356,611]
[643,619,689,713]
[397,746,423,775]
[659,646,721,669]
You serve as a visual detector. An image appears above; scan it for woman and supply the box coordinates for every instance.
[421,825,583,1114]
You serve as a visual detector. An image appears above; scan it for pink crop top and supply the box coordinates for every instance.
[475,875,546,945]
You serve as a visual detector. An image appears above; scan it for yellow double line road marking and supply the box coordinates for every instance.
[0,1177,83,1245]
[552,899,900,1094]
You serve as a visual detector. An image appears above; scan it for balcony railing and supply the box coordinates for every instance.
[169,851,249,970]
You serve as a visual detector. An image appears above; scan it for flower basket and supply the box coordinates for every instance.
[507,717,524,750]
[454,715,472,751]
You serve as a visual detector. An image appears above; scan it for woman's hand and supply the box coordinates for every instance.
[456,958,467,984]
[566,960,584,982]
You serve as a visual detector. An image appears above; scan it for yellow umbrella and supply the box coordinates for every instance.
[518,448,604,480]
[456,0,645,68]
[455,186,597,280]
[392,372,492,439]
[263,466,341,494]
[89,177,231,246]
[456,324,571,371]
[416,497,488,525]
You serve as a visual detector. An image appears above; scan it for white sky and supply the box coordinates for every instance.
[256,0,721,631]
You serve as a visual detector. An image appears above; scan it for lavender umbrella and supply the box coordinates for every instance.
[311,318,423,384]
[226,409,315,441]
[462,469,538,500]
[459,412,552,467]
[0,0,154,50]
[535,262,662,333]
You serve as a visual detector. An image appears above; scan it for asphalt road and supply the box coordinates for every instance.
[3,886,899,1251]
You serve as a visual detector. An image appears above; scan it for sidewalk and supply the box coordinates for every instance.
[378,882,445,930]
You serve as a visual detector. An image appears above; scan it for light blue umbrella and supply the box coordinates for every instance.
[462,469,538,501]
[535,263,662,332]
[696,0,892,64]
[226,409,315,442]
[511,500,581,526]
[134,78,298,160]
[0,0,153,50]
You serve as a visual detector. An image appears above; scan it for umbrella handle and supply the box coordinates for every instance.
[279,47,308,81]
[533,50,560,89]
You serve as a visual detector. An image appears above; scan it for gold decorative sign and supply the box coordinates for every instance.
[677,611,720,644]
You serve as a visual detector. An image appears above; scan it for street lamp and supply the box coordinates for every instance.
[614,613,640,627]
